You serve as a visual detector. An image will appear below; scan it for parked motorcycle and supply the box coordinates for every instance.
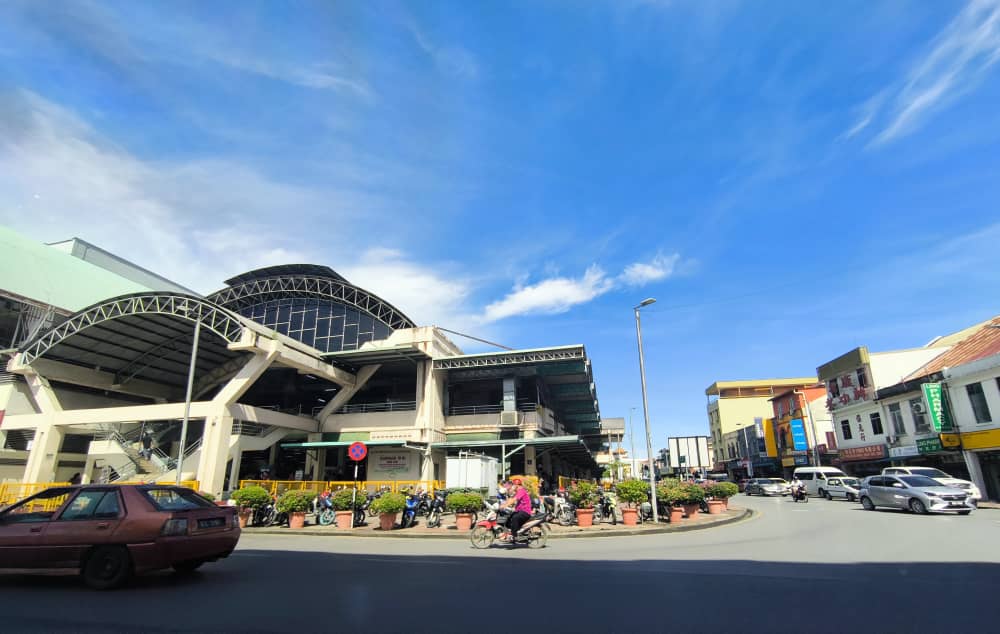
[543,492,575,526]
[594,490,619,525]
[401,492,420,528]
[470,502,549,549]
[426,490,447,528]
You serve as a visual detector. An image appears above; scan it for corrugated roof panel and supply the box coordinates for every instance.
[904,316,1000,380]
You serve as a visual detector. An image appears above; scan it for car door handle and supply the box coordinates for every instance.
[29,527,43,533]
[96,523,110,530]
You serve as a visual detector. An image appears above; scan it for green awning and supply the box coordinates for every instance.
[280,440,411,449]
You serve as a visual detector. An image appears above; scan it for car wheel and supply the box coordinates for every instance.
[817,489,826,498]
[848,494,856,502]
[82,546,132,590]
[958,510,972,516]
[909,498,927,515]
[861,496,875,511]
[172,560,204,574]
[824,491,832,500]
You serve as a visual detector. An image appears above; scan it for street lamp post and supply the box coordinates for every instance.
[634,298,659,523]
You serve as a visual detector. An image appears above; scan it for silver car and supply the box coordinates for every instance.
[859,475,975,515]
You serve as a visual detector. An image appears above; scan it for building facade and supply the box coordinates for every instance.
[767,385,835,478]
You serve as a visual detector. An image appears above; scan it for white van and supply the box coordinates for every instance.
[792,467,848,497]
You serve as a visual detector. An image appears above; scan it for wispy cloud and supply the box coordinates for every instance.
[482,254,682,322]
[851,0,1000,146]
[208,54,374,99]
[404,19,479,79]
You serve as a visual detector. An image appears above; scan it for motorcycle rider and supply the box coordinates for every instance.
[791,476,806,499]
[504,478,532,541]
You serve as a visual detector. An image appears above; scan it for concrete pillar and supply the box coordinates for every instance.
[524,445,537,475]
[196,409,235,496]
[228,450,243,490]
[305,432,322,480]
[420,450,435,482]
[964,451,988,500]
[23,424,65,483]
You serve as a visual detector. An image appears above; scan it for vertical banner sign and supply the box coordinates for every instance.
[922,383,953,432]
[790,418,808,451]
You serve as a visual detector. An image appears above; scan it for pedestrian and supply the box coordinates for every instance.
[141,431,153,460]
[69,472,82,485]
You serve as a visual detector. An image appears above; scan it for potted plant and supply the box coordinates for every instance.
[677,483,705,518]
[370,491,406,530]
[276,489,315,529]
[657,481,685,523]
[446,491,484,530]
[568,481,599,527]
[615,479,648,526]
[230,485,271,528]
[707,482,739,512]
[331,488,360,529]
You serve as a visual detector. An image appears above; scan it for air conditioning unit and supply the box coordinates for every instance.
[499,411,519,427]
[912,402,926,414]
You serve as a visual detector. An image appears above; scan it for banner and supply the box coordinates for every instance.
[790,418,808,451]
[921,383,953,432]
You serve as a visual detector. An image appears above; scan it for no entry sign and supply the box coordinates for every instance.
[348,441,368,462]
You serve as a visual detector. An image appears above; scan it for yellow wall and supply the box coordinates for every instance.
[716,397,774,435]
[764,418,778,457]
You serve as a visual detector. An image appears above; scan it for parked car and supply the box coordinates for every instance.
[745,478,789,496]
[859,475,975,515]
[737,479,750,492]
[0,484,240,589]
[792,467,848,497]
[822,477,861,501]
[882,467,982,502]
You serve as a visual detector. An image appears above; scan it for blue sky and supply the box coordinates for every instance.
[2,1,1000,456]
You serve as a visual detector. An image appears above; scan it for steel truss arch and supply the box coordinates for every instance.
[17,293,247,366]
[206,275,416,330]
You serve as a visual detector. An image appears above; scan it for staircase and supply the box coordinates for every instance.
[93,429,176,483]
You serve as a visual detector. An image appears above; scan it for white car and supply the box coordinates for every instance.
[881,467,981,502]
[822,476,861,501]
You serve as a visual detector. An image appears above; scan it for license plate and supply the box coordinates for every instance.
[198,517,226,528]
[948,503,964,508]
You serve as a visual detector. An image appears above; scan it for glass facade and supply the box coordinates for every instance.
[238,298,393,352]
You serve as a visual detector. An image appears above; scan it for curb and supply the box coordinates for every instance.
[242,508,753,540]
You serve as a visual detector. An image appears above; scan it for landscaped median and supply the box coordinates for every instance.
[242,506,752,539]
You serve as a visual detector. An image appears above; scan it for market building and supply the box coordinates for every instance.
[1,230,609,497]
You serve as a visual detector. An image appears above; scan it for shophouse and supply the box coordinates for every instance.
[768,384,835,478]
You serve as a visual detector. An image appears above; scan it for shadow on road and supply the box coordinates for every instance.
[2,550,996,633]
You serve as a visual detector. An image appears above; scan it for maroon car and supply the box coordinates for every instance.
[0,484,240,589]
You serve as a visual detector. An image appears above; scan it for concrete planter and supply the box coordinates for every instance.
[455,513,474,531]
[288,511,306,529]
[707,500,725,515]
[335,510,354,529]
[379,512,397,531]
[621,508,639,526]
[576,508,594,527]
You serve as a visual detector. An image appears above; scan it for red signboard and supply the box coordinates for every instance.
[347,441,368,462]
[839,444,888,462]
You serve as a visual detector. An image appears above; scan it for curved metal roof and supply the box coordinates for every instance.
[16,293,253,393]
[207,266,416,331]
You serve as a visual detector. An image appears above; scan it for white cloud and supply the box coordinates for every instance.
[209,54,374,99]
[618,253,680,286]
[404,20,479,80]
[856,0,1000,145]
[0,91,380,293]
[483,265,614,322]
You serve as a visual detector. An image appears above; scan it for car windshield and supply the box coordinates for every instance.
[909,468,949,478]
[842,478,859,487]
[763,479,784,485]
[900,476,944,488]
[142,488,215,511]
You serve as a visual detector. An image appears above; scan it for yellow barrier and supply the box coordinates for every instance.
[238,479,448,496]
[0,480,201,508]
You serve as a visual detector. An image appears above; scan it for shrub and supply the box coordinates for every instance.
[331,488,363,511]
[275,489,316,514]
[198,491,216,502]
[230,485,271,510]
[708,482,739,500]
[446,491,484,513]
[615,479,649,508]
[568,481,599,509]
[370,491,406,515]
[675,483,706,505]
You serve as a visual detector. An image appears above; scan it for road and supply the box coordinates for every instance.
[3,495,998,633]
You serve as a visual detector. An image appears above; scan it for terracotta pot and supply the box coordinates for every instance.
[669,507,685,523]
[576,508,594,527]
[335,510,354,529]
[722,497,730,510]
[707,500,725,515]
[238,510,251,529]
[621,508,638,526]
[288,511,306,529]
[682,503,699,519]
[455,512,474,531]
[379,512,397,531]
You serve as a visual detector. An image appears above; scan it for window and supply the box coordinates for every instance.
[829,380,840,398]
[840,419,852,440]
[910,398,930,433]
[856,368,868,388]
[967,382,993,424]
[796,472,814,480]
[869,412,884,436]
[60,490,119,520]
[867,477,884,487]
[0,487,72,523]
[888,403,906,435]
[142,488,215,511]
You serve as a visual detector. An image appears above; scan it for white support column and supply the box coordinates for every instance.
[22,373,65,483]
[196,408,235,496]
[316,364,380,421]
[212,348,279,407]
[964,451,988,500]
[228,449,243,491]
[304,432,323,480]
[415,361,447,443]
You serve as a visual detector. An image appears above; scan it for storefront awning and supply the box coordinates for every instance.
[280,440,412,449]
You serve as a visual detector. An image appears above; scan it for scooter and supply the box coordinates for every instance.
[594,490,619,525]
[426,490,447,528]
[792,486,809,503]
[543,492,575,526]
[470,502,550,549]
[400,492,420,528]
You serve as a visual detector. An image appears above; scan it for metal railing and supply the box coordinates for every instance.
[232,422,277,437]
[0,481,201,507]
[334,401,417,415]
[238,479,447,496]
[448,404,502,415]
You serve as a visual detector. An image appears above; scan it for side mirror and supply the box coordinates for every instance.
[892,482,905,489]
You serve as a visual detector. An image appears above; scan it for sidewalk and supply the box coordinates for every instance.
[977,500,1000,510]
[243,507,752,539]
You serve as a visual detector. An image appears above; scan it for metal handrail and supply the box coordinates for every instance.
[335,401,417,415]
[232,422,276,437]
[448,404,502,415]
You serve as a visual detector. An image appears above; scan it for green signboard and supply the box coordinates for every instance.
[921,383,953,432]
[916,437,943,454]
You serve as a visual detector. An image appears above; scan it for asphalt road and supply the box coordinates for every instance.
[3,495,999,633]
